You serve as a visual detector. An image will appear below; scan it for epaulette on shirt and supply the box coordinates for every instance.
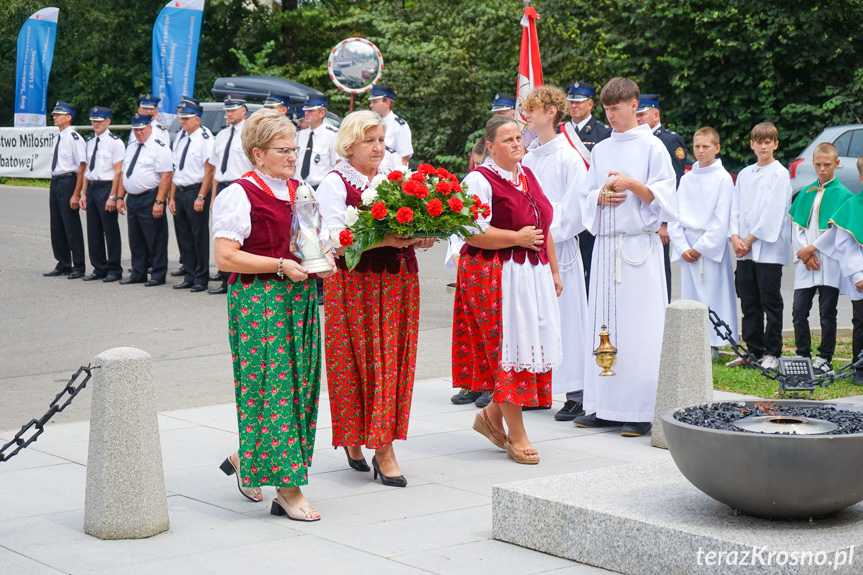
[202,129,210,139]
[109,132,119,140]
[386,145,397,154]
[86,135,94,142]
[325,125,338,133]
[394,116,406,126]
[156,123,167,131]
[154,138,166,147]
[71,131,80,140]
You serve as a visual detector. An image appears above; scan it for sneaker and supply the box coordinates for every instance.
[725,357,750,368]
[450,388,482,405]
[853,370,863,386]
[812,357,835,377]
[573,413,623,428]
[475,391,493,409]
[760,355,780,370]
[554,400,585,421]
[621,422,652,437]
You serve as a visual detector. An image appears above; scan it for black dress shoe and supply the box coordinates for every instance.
[82,273,106,282]
[554,400,586,421]
[208,273,222,282]
[170,267,187,277]
[173,281,194,289]
[43,268,71,277]
[620,422,652,437]
[190,284,208,293]
[854,370,863,386]
[371,456,407,487]
[67,270,85,279]
[119,276,146,285]
[337,446,371,472]
[573,413,623,428]
[144,279,165,287]
[102,274,122,283]
[208,284,228,295]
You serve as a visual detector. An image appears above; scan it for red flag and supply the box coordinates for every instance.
[516,6,542,115]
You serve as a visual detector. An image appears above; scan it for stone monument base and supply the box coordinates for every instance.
[493,460,862,574]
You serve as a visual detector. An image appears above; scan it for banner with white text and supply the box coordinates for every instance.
[152,0,205,123]
[14,8,60,127]
[0,127,59,178]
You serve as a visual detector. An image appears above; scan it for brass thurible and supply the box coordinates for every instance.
[593,325,617,377]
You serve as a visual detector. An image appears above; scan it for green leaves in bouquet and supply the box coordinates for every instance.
[343,227,384,271]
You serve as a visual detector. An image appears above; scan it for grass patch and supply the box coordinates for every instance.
[719,336,854,360]
[0,177,50,188]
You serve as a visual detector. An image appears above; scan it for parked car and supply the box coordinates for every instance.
[789,124,863,195]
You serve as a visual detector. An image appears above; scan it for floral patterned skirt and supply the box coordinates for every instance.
[452,252,552,407]
[228,277,321,488]
[324,264,419,449]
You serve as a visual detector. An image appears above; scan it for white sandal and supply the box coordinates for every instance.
[270,490,320,522]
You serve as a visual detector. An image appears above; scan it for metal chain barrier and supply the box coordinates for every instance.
[0,364,95,463]
[709,309,863,397]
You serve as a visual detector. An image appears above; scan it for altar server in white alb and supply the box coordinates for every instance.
[295,94,339,188]
[368,84,413,170]
[573,78,676,438]
[521,86,590,422]
[667,126,738,356]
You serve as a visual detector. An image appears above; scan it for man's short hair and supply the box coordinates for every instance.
[693,126,720,146]
[599,77,640,106]
[522,86,568,125]
[750,122,779,142]
[857,154,863,176]
[813,142,839,160]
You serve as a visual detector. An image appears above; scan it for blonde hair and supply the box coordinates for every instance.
[241,108,297,164]
[693,126,720,146]
[522,86,568,125]
[334,110,385,159]
[813,142,839,160]
[750,121,779,142]
[857,154,863,176]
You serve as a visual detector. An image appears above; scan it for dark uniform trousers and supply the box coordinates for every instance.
[127,189,168,282]
[853,299,863,373]
[85,180,122,276]
[49,173,86,272]
[174,183,211,285]
[792,286,839,360]
[735,260,784,358]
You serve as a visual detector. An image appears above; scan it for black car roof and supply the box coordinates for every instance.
[212,76,326,105]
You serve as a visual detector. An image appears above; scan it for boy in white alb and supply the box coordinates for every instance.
[729,122,792,371]
[668,127,738,356]
[573,77,677,438]
[788,142,853,376]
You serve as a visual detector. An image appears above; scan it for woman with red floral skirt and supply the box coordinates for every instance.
[213,109,336,522]
[451,115,563,464]
[316,111,433,487]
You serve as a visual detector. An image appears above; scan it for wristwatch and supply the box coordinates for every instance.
[108,196,118,201]
[154,199,166,205]
[196,194,206,201]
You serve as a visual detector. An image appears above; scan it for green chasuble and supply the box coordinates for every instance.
[830,192,863,245]
[789,178,853,231]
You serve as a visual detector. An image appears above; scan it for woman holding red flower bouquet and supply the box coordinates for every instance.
[316,110,433,487]
[453,115,564,464]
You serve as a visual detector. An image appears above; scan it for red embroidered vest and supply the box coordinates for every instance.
[334,171,418,274]
[461,166,552,265]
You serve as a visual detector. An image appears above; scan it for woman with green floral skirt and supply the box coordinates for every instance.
[212,109,335,522]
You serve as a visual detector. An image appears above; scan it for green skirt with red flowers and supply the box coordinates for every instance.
[228,276,321,488]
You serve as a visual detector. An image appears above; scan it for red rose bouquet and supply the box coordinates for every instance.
[341,163,489,270]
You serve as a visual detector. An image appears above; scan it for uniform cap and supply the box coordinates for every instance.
[369,84,396,101]
[263,92,290,108]
[88,106,112,121]
[223,94,247,110]
[490,93,517,112]
[177,102,203,118]
[567,81,597,102]
[52,101,75,117]
[637,94,661,113]
[302,94,328,110]
[129,114,152,129]
[138,93,161,109]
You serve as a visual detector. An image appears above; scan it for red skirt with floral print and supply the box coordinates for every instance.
[324,264,420,449]
[452,252,552,407]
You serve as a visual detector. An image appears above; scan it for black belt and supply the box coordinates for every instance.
[87,179,112,185]
[126,187,158,197]
[51,172,77,180]
[176,183,202,193]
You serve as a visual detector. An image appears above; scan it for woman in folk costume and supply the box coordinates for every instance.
[667,127,738,353]
[213,109,336,522]
[316,110,433,487]
[453,114,564,464]
[521,85,590,423]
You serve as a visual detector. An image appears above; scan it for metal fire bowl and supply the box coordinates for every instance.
[662,400,863,520]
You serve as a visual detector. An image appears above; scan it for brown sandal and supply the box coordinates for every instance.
[505,438,540,465]
[473,409,506,450]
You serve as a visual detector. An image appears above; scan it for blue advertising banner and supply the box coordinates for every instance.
[152,0,205,120]
[14,8,60,127]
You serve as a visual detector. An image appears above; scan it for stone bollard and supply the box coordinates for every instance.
[651,300,713,449]
[83,347,169,539]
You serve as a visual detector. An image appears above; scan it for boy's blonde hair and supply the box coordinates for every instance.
[750,122,779,142]
[813,142,839,160]
[522,86,568,125]
[857,154,863,176]
[693,126,720,146]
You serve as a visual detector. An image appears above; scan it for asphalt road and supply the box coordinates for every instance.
[0,183,851,430]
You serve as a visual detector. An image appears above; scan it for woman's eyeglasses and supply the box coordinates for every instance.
[265,146,301,156]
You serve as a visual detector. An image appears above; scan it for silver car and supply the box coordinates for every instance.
[789,124,863,194]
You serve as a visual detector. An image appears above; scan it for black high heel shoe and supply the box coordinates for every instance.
[371,456,408,488]
[337,446,371,472]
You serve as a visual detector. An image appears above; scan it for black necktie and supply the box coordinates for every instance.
[89,136,100,172]
[300,131,314,180]
[126,143,143,178]
[221,127,234,173]
[179,137,191,171]
[52,134,60,172]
